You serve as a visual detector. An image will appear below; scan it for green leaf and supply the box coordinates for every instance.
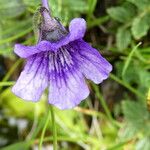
[122,101,148,123]
[119,124,139,140]
[1,88,45,118]
[139,69,150,89]
[88,0,97,15]
[107,7,128,23]
[107,3,136,23]
[127,0,150,10]
[120,100,150,141]
[0,18,32,57]
[49,0,88,25]
[116,27,131,50]
[132,14,150,39]
[122,43,141,77]
[0,0,25,19]
[23,0,39,6]
[54,108,88,134]
[136,137,150,150]
[1,141,29,150]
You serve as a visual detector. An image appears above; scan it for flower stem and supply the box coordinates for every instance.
[94,85,112,120]
[110,73,145,99]
[39,110,50,150]
[42,0,51,13]
[50,105,57,150]
[93,84,119,127]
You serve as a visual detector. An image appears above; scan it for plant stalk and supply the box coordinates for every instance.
[50,105,57,150]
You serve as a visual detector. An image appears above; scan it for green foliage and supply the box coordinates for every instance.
[1,142,29,150]
[0,0,150,150]
[0,0,25,19]
[0,0,89,57]
[107,3,136,23]
[132,14,150,39]
[0,88,45,118]
[107,0,150,50]
[127,0,150,10]
[116,27,131,50]
[49,0,89,25]
[122,43,141,77]
[122,100,150,133]
[116,57,150,96]
[136,137,150,150]
[119,100,150,149]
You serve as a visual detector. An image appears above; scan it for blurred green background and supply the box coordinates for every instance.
[0,0,150,149]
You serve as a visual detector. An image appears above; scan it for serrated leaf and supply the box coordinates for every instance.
[116,27,131,50]
[107,4,135,23]
[119,124,139,140]
[139,69,150,89]
[122,101,147,122]
[132,14,150,39]
[122,100,150,133]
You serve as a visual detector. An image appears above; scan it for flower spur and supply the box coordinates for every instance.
[12,0,112,109]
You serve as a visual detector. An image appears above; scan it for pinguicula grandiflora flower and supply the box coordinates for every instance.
[12,0,112,109]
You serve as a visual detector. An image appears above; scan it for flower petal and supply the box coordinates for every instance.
[48,48,89,109]
[14,42,56,58]
[14,18,86,58]
[12,53,48,101]
[48,69,89,109]
[69,18,86,41]
[14,44,38,58]
[70,40,112,84]
[40,18,86,50]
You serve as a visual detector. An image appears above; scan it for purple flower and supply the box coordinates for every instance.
[12,0,112,109]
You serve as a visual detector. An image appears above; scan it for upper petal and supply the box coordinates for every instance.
[48,18,86,50]
[14,44,40,58]
[12,53,49,101]
[70,40,112,84]
[69,18,86,41]
[14,18,86,58]
[14,42,56,58]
